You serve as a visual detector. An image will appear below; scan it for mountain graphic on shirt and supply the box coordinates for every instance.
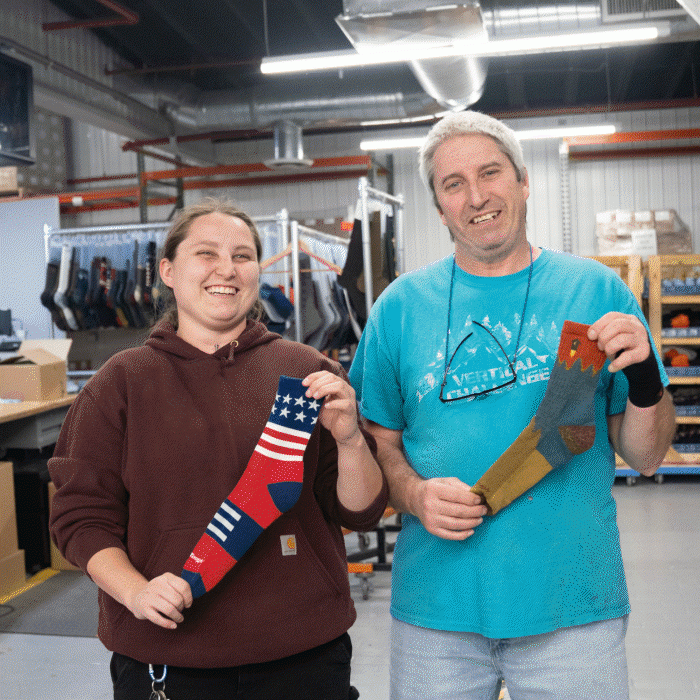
[444,322,554,399]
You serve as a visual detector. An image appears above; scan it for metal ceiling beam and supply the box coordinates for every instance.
[569,144,700,160]
[564,127,700,146]
[42,0,138,30]
[139,155,371,183]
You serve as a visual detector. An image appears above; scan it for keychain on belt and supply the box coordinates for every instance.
[148,664,169,700]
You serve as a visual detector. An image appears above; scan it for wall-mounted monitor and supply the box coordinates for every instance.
[0,52,36,167]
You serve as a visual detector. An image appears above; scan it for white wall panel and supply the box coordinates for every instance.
[567,107,700,255]
[0,197,60,341]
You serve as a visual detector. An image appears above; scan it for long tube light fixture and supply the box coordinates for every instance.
[261,26,662,74]
[360,125,617,151]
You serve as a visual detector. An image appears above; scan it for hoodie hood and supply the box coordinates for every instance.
[145,319,280,363]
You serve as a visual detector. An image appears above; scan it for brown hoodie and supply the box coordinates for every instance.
[49,320,387,667]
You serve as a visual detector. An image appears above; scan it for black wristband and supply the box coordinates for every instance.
[621,351,664,408]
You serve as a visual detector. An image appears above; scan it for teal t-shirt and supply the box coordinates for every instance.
[349,249,667,638]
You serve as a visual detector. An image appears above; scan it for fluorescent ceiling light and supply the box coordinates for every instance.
[360,125,617,150]
[261,26,660,74]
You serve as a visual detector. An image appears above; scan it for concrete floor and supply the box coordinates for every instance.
[0,475,698,700]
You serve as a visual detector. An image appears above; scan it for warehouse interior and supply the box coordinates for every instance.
[1,1,700,699]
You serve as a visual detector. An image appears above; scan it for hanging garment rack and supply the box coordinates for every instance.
[260,221,350,343]
[358,177,405,321]
[44,220,171,264]
[44,211,291,262]
[43,192,401,351]
[42,211,346,349]
[42,212,292,371]
[260,238,343,276]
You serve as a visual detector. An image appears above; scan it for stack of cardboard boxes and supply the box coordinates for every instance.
[0,338,76,587]
[595,209,693,257]
[0,167,19,198]
[0,340,69,402]
[0,461,26,597]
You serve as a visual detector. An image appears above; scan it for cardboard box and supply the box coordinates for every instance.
[595,209,693,258]
[0,166,18,194]
[0,549,26,598]
[47,482,79,571]
[0,462,19,558]
[0,339,71,402]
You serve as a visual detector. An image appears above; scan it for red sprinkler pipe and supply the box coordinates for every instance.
[43,0,138,31]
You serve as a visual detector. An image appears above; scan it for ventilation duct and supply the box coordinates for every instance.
[159,86,436,131]
[159,2,488,133]
[336,1,488,109]
[263,120,313,168]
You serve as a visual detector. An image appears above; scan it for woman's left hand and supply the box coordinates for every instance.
[302,371,363,447]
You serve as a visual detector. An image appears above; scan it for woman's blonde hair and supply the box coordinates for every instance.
[155,198,264,327]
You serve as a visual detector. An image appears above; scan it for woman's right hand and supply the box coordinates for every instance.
[87,548,194,631]
[128,572,193,630]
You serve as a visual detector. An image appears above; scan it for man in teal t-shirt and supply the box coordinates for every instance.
[349,111,676,700]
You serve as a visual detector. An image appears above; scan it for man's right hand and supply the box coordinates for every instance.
[409,476,488,540]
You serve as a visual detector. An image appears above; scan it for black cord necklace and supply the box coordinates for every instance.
[441,245,534,401]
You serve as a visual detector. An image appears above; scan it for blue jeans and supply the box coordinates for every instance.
[390,616,629,700]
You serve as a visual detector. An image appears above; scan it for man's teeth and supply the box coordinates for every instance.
[472,212,498,224]
[208,286,236,295]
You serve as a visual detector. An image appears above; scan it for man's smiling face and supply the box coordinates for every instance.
[432,133,530,272]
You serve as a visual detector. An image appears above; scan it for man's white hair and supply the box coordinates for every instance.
[418,111,525,199]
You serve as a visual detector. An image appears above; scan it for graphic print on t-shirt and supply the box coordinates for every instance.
[417,314,555,403]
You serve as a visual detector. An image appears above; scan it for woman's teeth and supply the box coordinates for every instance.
[208,286,236,295]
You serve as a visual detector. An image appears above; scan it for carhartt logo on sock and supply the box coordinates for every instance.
[281,535,297,556]
[181,375,321,598]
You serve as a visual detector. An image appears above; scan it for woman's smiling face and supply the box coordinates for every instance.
[159,211,260,341]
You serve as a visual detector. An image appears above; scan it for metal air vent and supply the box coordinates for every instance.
[263,120,313,169]
[602,0,686,22]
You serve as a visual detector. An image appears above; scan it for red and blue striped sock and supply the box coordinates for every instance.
[182,375,321,598]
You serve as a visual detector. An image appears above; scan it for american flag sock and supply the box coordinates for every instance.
[181,375,321,598]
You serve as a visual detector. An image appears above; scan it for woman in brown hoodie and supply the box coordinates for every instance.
[49,198,388,700]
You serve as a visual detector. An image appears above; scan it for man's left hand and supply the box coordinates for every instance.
[587,311,651,373]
